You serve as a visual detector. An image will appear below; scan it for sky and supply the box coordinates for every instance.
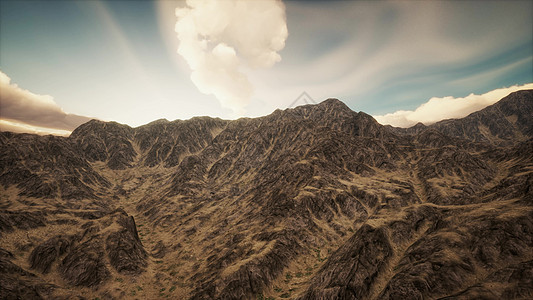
[0,0,532,135]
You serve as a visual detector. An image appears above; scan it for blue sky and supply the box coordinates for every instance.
[0,0,532,134]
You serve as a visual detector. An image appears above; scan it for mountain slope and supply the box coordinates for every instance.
[390,89,533,144]
[430,89,533,144]
[0,90,532,299]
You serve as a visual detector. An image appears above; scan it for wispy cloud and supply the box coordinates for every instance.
[448,56,533,89]
[0,70,93,135]
[374,83,533,128]
[250,1,532,114]
[174,0,288,113]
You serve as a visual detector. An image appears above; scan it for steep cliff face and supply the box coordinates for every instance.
[0,90,531,299]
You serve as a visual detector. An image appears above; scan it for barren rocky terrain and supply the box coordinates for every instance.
[1,90,532,299]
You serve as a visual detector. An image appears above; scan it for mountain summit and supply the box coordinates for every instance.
[1,90,532,299]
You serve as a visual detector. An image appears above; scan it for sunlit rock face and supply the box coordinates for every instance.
[0,90,532,299]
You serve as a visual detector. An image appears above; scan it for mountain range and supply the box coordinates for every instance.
[1,89,532,299]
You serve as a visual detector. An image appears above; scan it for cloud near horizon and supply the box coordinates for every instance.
[374,83,533,128]
[175,0,288,113]
[0,70,93,136]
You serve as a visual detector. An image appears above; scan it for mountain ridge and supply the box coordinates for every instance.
[0,90,532,299]
[389,89,533,144]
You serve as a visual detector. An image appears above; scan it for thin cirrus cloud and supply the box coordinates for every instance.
[174,0,288,113]
[374,83,533,128]
[248,0,532,115]
[0,70,93,136]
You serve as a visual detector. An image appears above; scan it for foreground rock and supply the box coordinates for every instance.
[0,207,147,298]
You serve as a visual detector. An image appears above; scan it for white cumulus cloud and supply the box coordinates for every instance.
[374,83,533,128]
[0,70,93,135]
[175,0,288,113]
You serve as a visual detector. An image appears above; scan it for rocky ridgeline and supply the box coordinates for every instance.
[390,89,533,144]
[0,90,532,299]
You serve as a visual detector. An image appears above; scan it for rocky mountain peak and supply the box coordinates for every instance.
[430,89,533,144]
[318,97,352,110]
[389,89,533,145]
[69,119,133,140]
